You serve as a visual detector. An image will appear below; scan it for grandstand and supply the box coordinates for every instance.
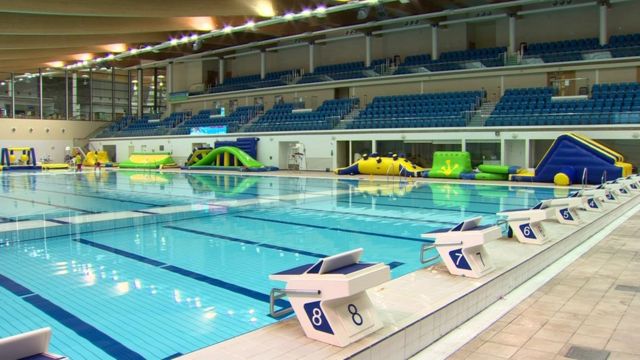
[3,2,640,358]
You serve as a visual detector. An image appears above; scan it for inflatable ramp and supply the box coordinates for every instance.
[511,133,632,185]
[84,151,113,167]
[119,152,178,169]
[188,146,277,171]
[335,154,426,177]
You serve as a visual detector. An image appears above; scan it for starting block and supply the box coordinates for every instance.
[497,199,580,245]
[615,177,640,193]
[598,181,631,198]
[269,248,390,347]
[569,190,603,211]
[420,216,499,278]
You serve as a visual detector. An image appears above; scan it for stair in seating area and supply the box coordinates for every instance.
[467,101,496,127]
[237,112,263,132]
[334,108,361,129]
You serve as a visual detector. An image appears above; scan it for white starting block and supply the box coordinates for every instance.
[0,327,66,360]
[598,181,631,198]
[420,216,499,278]
[269,248,390,347]
[569,190,604,211]
[616,177,640,193]
[497,199,580,245]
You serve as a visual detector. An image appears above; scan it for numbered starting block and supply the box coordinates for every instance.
[569,190,604,211]
[420,216,499,278]
[269,248,390,347]
[497,199,580,245]
[598,181,632,198]
[615,177,640,193]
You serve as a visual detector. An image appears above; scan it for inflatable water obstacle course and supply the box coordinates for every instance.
[185,146,277,171]
[119,152,179,169]
[511,133,632,185]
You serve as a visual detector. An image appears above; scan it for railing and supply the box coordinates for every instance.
[484,111,640,126]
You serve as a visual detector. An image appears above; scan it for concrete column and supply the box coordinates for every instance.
[218,58,225,85]
[64,70,69,120]
[111,68,116,121]
[89,67,93,121]
[260,51,266,80]
[10,73,15,118]
[38,68,43,119]
[599,3,608,46]
[166,63,173,114]
[431,25,439,61]
[136,68,143,118]
[365,34,372,67]
[72,72,79,119]
[309,43,315,73]
[166,63,173,94]
[508,15,517,55]
[524,138,531,168]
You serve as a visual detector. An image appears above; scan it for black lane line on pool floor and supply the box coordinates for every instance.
[164,225,406,270]
[0,194,100,214]
[5,208,257,245]
[0,273,145,360]
[233,214,429,243]
[337,199,498,215]
[22,187,171,207]
[290,207,460,226]
[73,238,290,308]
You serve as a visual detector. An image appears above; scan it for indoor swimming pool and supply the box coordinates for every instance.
[0,171,560,359]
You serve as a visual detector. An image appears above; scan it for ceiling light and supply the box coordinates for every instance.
[190,34,199,41]
[255,1,275,17]
[223,25,233,33]
[170,38,178,45]
[106,54,115,59]
[284,12,294,20]
[180,35,190,43]
[246,20,255,28]
[130,48,138,54]
[315,5,327,16]
[300,9,312,17]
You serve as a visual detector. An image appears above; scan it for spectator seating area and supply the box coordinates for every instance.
[245,99,358,132]
[169,32,640,98]
[523,34,640,62]
[396,47,506,74]
[297,62,368,84]
[348,91,483,129]
[486,83,640,126]
[110,114,169,137]
[208,70,299,93]
[172,105,262,135]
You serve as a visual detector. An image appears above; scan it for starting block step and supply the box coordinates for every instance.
[420,216,499,278]
[269,248,390,347]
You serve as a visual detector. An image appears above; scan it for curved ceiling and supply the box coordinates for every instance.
[0,0,511,74]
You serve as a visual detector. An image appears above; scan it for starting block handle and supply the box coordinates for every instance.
[420,243,440,264]
[269,288,321,318]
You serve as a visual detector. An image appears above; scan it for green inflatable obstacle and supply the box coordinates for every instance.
[119,152,178,169]
[188,146,277,171]
[427,151,472,178]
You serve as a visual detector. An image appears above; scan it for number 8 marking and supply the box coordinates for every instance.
[348,304,363,326]
[311,308,323,326]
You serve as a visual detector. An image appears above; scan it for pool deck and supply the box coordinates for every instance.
[443,210,640,360]
[173,170,640,360]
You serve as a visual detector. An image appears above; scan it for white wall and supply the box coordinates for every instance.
[1,119,105,163]
[91,125,640,172]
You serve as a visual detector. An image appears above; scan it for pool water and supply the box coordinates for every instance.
[0,171,559,359]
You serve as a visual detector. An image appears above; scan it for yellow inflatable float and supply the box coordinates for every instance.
[335,154,426,177]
